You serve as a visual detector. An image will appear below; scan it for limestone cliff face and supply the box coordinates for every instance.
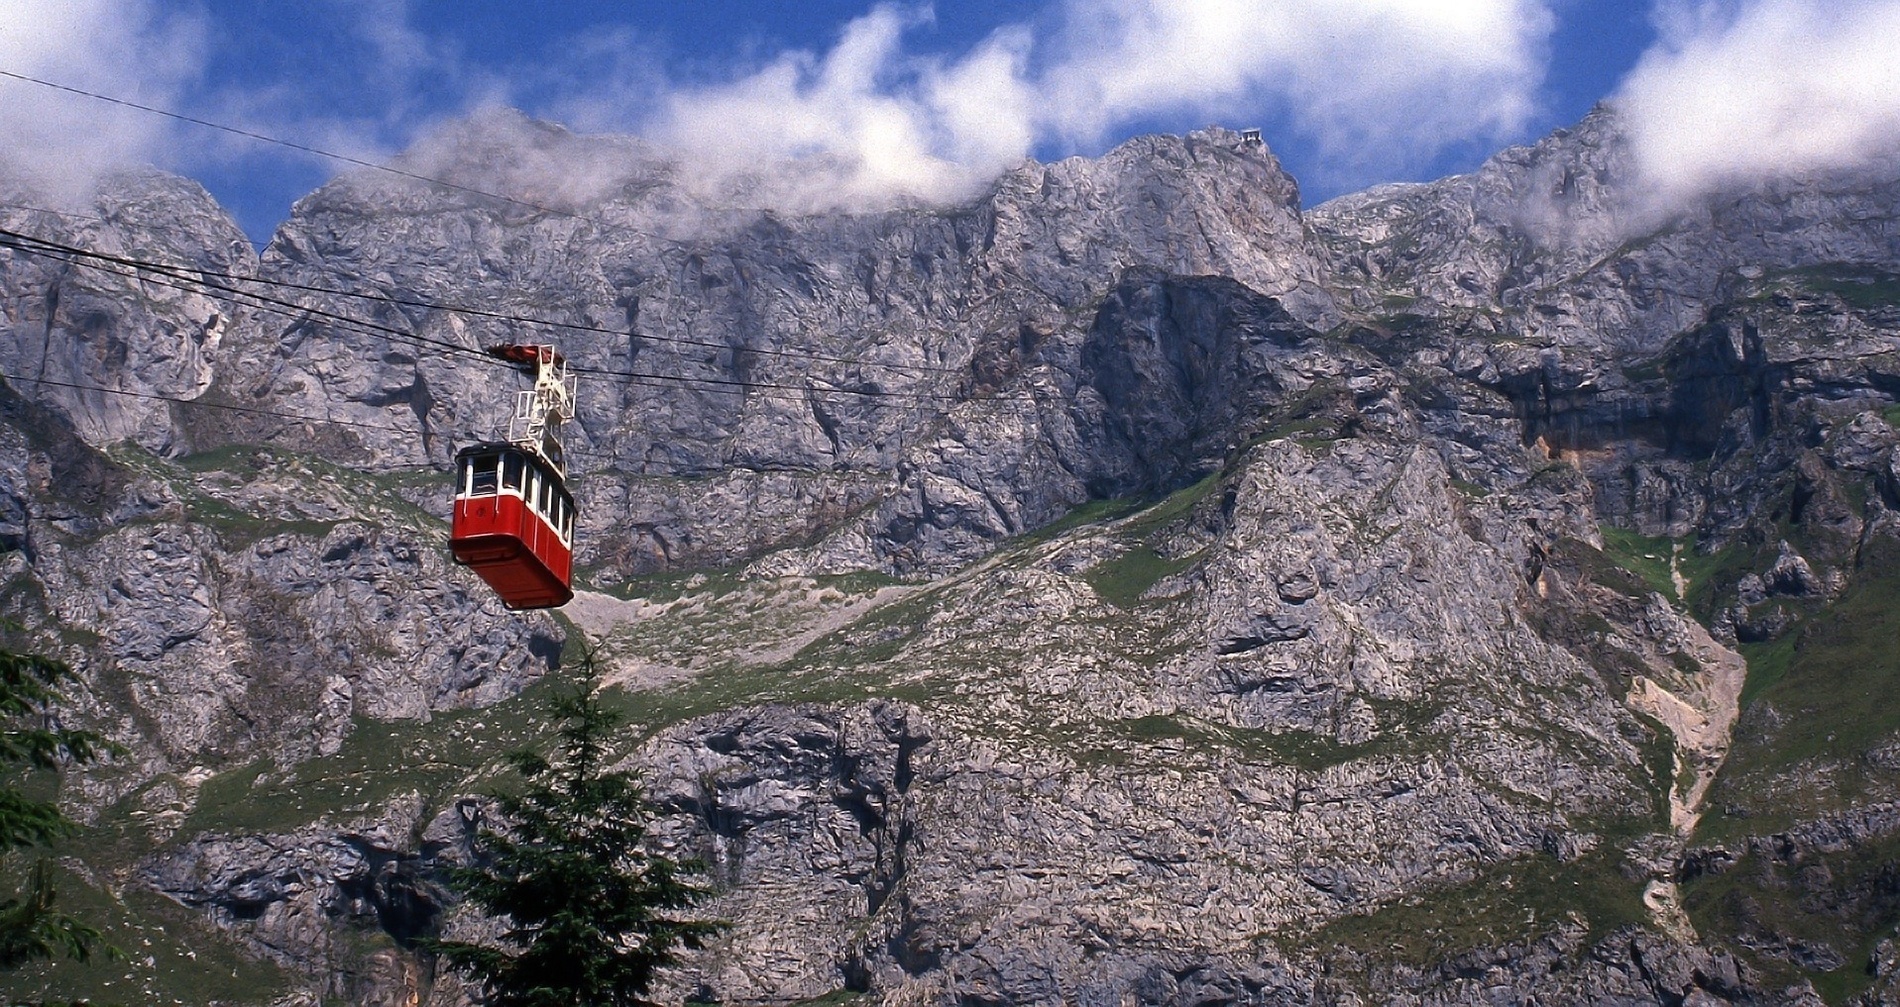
[1,110,1898,1006]
[0,170,254,451]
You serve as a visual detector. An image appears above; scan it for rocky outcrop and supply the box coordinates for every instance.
[0,169,256,451]
[1309,106,1900,360]
[144,792,462,1006]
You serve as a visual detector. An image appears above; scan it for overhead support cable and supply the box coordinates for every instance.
[0,227,1049,408]
[0,204,966,377]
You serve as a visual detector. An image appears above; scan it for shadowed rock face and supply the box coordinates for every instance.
[2,109,1900,1005]
[1078,270,1318,495]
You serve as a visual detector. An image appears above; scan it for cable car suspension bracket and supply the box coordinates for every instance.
[485,343,575,479]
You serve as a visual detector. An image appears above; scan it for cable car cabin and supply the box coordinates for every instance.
[449,443,575,610]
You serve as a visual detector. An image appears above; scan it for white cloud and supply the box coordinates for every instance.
[1046,0,1552,170]
[653,6,1023,212]
[1617,0,1900,203]
[0,0,206,201]
[650,0,1558,213]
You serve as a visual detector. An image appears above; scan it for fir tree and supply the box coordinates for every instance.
[0,638,114,969]
[429,655,722,1006]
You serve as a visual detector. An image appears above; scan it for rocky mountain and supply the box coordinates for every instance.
[1,106,1898,1005]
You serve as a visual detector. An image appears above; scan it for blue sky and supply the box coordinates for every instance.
[3,1,1897,243]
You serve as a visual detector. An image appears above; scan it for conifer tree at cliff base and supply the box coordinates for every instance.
[427,650,723,1007]
[0,633,115,971]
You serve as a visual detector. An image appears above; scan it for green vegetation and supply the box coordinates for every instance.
[177,675,567,840]
[1591,522,1794,631]
[1779,264,1900,309]
[1246,380,1351,447]
[1596,525,1678,600]
[427,657,723,1007]
[1448,478,1491,500]
[1298,838,1651,972]
[1697,542,1900,839]
[1015,494,1149,546]
[1683,541,1900,1000]
[1083,546,1203,608]
[173,442,274,474]
[109,442,446,551]
[1121,473,1222,534]
[1074,474,1221,609]
[1251,416,1336,447]
[0,863,290,1006]
[1679,539,1773,626]
[0,637,117,974]
[1734,633,1798,710]
[1883,405,1900,430]
[1756,548,1900,764]
[187,497,339,549]
[1682,830,1900,1005]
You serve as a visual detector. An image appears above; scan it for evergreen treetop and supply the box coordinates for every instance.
[429,655,723,1006]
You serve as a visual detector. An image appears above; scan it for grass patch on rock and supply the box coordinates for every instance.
[0,859,292,1007]
[1682,829,1900,1005]
[1017,494,1148,546]
[176,675,567,839]
[1686,539,1900,1000]
[1296,840,1651,970]
[1782,264,1900,310]
[1084,546,1203,608]
[1076,474,1221,608]
[1721,543,1900,777]
[1597,525,1678,600]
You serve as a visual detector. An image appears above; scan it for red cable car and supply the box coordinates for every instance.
[449,345,578,610]
[451,443,575,609]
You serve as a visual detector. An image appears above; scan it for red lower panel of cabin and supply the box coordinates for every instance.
[449,494,573,610]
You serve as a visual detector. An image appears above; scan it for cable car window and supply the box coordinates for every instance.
[501,454,524,493]
[539,476,553,517]
[470,454,500,496]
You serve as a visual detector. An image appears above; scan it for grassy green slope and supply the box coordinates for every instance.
[1684,538,1900,1004]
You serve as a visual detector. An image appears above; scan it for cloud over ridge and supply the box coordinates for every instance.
[652,0,1559,212]
[1616,0,1900,203]
[0,0,205,202]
